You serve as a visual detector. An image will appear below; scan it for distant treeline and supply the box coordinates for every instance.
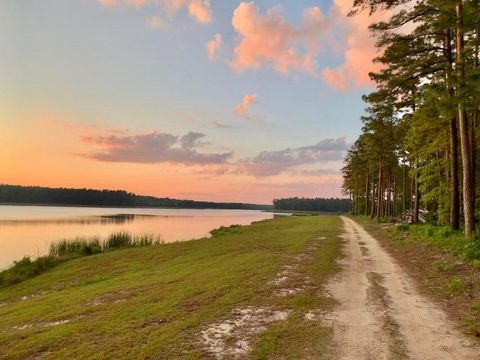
[0,185,270,210]
[273,197,350,213]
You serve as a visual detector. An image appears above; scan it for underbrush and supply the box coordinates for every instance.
[0,232,163,288]
[396,224,480,264]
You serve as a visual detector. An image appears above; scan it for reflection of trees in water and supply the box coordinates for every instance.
[0,214,158,226]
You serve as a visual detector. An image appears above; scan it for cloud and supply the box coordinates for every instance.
[99,0,212,23]
[234,93,259,120]
[187,0,212,23]
[236,137,348,176]
[228,1,387,91]
[163,0,212,23]
[147,15,166,29]
[230,2,329,75]
[206,33,222,60]
[98,0,149,7]
[213,121,234,129]
[81,131,232,165]
[322,0,386,90]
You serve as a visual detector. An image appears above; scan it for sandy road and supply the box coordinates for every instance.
[326,216,480,360]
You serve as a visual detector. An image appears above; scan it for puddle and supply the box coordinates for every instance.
[200,307,290,359]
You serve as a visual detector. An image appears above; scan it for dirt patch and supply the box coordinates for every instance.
[360,246,370,256]
[200,306,290,359]
[329,216,480,360]
[366,272,409,360]
[12,316,83,331]
[360,220,480,339]
[85,289,134,307]
[304,309,326,321]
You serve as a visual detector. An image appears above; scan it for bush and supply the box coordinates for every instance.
[463,240,480,261]
[0,256,63,287]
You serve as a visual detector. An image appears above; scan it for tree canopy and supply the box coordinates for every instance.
[342,0,480,237]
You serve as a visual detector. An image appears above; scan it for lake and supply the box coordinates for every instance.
[0,205,277,269]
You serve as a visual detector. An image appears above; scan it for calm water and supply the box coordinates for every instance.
[0,205,276,269]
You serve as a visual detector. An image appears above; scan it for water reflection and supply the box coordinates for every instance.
[0,206,275,269]
[0,214,167,226]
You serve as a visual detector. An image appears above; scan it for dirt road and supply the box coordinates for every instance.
[326,216,480,360]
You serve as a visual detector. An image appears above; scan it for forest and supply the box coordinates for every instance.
[273,197,351,212]
[342,0,480,238]
[0,185,270,210]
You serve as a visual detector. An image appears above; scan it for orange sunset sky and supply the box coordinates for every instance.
[0,0,383,203]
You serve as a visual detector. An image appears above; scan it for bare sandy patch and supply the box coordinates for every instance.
[200,306,290,359]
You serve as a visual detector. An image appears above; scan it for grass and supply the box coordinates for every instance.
[0,215,343,360]
[0,233,163,288]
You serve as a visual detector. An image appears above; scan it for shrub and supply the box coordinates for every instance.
[463,240,480,261]
[446,278,466,293]
[0,256,63,287]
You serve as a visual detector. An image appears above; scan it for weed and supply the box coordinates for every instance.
[446,278,466,293]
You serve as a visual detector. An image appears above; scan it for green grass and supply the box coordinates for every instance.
[0,215,343,360]
[0,233,163,288]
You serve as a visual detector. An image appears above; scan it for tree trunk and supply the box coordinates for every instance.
[449,117,460,230]
[456,0,475,237]
[377,157,383,220]
[471,27,479,221]
[370,181,377,219]
[365,172,369,216]
[393,167,397,217]
[444,28,460,230]
[402,163,406,214]
[413,158,420,223]
[354,176,359,215]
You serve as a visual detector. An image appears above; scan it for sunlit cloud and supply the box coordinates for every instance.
[235,137,348,176]
[147,15,166,28]
[81,131,232,165]
[228,1,384,91]
[98,0,212,23]
[206,33,222,60]
[234,93,260,121]
[230,2,328,75]
[322,0,386,90]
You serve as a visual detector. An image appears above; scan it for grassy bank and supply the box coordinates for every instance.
[0,233,162,288]
[353,216,480,337]
[0,216,343,360]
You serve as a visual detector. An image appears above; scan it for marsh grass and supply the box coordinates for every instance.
[0,232,163,288]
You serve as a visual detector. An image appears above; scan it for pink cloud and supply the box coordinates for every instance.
[99,0,212,23]
[229,1,387,91]
[206,33,222,60]
[322,0,386,90]
[164,0,211,23]
[234,93,259,120]
[82,131,232,165]
[98,0,149,7]
[147,15,165,29]
[188,0,212,23]
[230,2,328,75]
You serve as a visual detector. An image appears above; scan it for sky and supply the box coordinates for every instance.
[0,0,380,204]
